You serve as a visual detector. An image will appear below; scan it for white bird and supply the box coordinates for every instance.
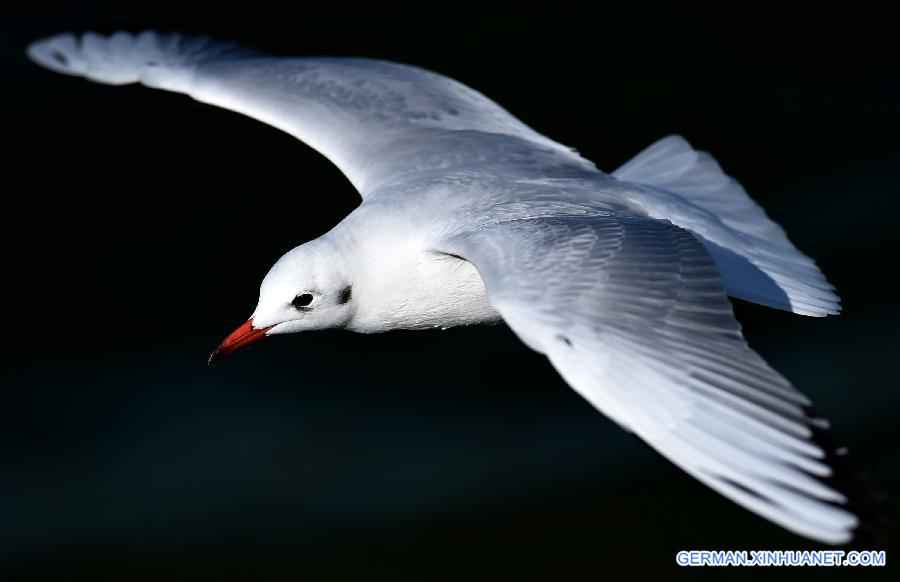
[28,31,859,544]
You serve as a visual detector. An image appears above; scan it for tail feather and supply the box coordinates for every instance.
[614,135,840,317]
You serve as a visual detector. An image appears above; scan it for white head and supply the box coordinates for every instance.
[208,238,356,364]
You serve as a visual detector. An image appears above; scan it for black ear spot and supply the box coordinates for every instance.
[338,285,352,305]
[292,293,314,309]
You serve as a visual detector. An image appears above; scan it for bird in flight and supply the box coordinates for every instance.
[29,31,858,544]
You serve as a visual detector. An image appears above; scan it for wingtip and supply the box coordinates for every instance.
[26,33,79,75]
[803,406,887,547]
[793,302,842,318]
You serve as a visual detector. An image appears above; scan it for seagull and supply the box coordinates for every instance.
[28,30,860,544]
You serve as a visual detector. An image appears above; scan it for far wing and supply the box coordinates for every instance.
[439,214,857,544]
[28,31,594,196]
[613,135,840,316]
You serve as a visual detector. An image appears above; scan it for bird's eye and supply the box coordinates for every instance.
[292,293,314,309]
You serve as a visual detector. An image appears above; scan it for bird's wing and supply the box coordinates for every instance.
[27,31,594,197]
[612,135,840,316]
[439,213,857,544]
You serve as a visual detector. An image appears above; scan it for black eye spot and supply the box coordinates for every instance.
[338,285,352,305]
[292,293,314,309]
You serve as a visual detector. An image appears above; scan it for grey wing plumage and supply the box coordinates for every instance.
[439,213,858,544]
[27,30,595,196]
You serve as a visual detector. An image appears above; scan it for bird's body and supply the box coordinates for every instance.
[314,174,631,332]
[28,31,862,544]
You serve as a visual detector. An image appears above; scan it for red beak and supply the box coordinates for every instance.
[208,319,274,366]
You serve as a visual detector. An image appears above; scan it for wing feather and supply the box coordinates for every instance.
[440,214,857,544]
[614,135,840,316]
[27,30,592,196]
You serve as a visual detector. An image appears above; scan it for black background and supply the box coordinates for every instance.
[2,1,898,579]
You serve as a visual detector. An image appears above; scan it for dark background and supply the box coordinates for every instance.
[2,1,898,579]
